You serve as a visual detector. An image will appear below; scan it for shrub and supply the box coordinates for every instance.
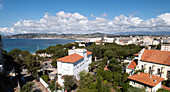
[41,74,49,83]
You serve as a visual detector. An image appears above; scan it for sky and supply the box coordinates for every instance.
[0,0,170,35]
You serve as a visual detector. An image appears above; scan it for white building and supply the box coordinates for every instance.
[102,37,114,43]
[152,40,160,45]
[127,48,170,80]
[57,49,92,86]
[161,44,170,51]
[115,38,134,45]
[128,72,164,92]
[38,53,53,57]
[142,36,153,45]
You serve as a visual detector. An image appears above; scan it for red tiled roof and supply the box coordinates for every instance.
[141,49,170,65]
[104,65,109,70]
[57,51,92,63]
[87,51,92,55]
[57,53,83,63]
[128,72,164,87]
[162,85,170,90]
[134,53,139,56]
[127,61,137,69]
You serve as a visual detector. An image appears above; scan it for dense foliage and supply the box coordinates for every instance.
[48,80,61,91]
[63,75,77,91]
[20,82,34,92]
[86,43,144,61]
[41,74,49,83]
[3,41,146,92]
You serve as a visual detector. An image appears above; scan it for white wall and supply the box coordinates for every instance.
[39,77,51,92]
[152,82,162,92]
[129,80,162,92]
[136,61,170,80]
[161,44,170,51]
[57,49,92,86]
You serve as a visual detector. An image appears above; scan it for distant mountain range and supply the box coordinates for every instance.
[115,31,170,35]
[2,32,170,39]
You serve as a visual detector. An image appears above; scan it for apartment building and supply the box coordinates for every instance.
[161,44,170,51]
[57,48,92,86]
[127,48,170,80]
[128,72,164,92]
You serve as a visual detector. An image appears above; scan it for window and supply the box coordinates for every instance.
[149,67,152,74]
[167,71,170,79]
[157,68,160,74]
[141,65,144,71]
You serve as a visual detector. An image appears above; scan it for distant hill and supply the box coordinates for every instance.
[115,31,170,35]
[2,32,170,39]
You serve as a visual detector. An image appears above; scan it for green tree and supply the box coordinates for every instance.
[96,74,103,92]
[48,80,61,91]
[104,50,117,60]
[51,59,57,67]
[157,88,170,92]
[126,86,145,92]
[102,57,108,65]
[63,75,77,91]
[41,74,49,83]
[20,82,34,92]
[79,71,96,89]
[134,70,144,74]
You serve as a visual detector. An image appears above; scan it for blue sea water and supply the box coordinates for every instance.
[2,39,78,54]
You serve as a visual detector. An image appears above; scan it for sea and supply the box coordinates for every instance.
[2,39,79,54]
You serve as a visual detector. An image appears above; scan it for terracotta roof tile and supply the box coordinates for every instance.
[104,65,109,70]
[87,51,92,55]
[127,61,137,69]
[128,72,164,87]
[162,85,170,90]
[141,49,170,65]
[57,53,83,63]
[134,53,139,56]
[57,51,92,63]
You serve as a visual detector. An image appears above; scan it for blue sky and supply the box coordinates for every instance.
[0,0,170,34]
[0,0,170,27]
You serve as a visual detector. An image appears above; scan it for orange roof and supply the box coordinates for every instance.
[104,65,109,70]
[134,53,139,56]
[162,85,170,90]
[57,53,83,63]
[128,72,164,87]
[87,51,92,55]
[141,49,170,65]
[127,61,137,69]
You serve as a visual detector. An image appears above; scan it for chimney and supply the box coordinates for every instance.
[149,75,152,79]
[72,46,75,49]
[154,80,157,83]
[138,72,140,75]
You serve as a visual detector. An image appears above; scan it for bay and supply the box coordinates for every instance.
[2,39,78,54]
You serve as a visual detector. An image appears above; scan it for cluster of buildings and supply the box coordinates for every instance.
[126,48,170,91]
[38,35,170,92]
[76,36,170,49]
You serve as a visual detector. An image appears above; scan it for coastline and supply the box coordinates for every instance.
[2,39,80,54]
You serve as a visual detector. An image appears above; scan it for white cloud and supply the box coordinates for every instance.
[0,11,170,35]
[0,4,2,10]
[102,13,107,17]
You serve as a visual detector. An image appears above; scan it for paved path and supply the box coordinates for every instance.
[33,80,49,92]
